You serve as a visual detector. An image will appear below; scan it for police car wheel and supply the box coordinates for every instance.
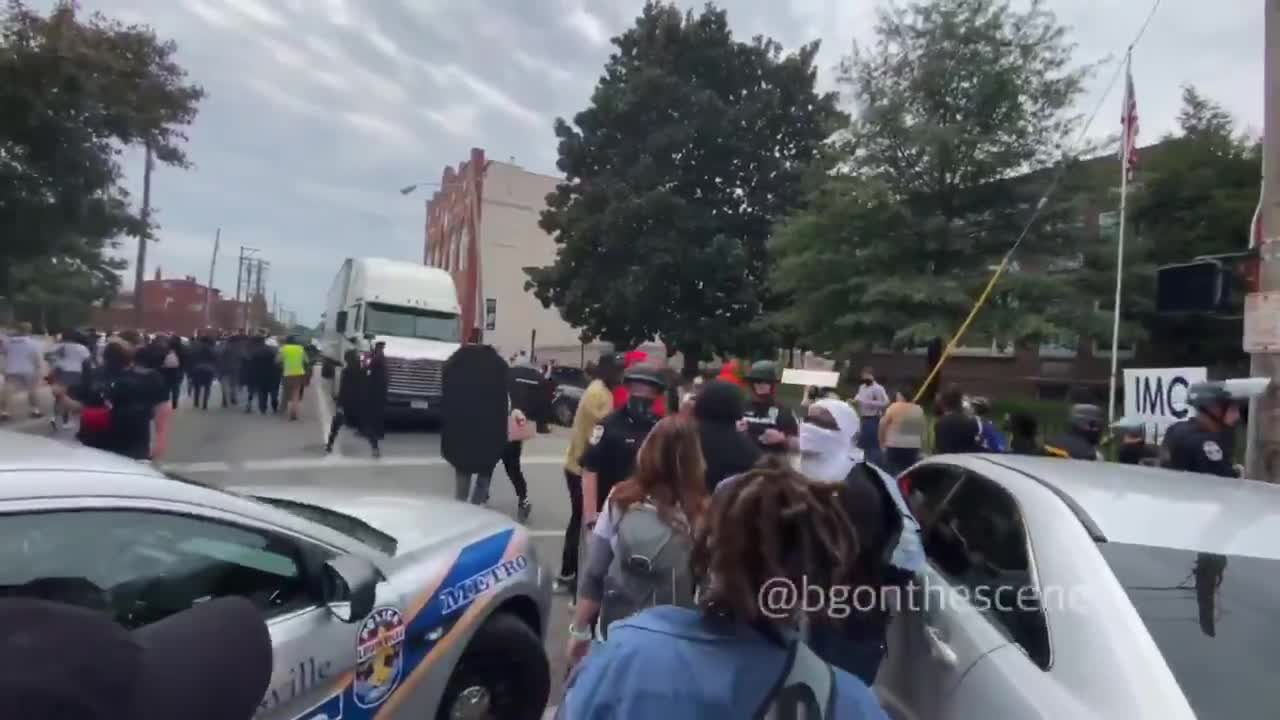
[437,612,549,720]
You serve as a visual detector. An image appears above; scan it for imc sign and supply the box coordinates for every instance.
[1122,367,1207,443]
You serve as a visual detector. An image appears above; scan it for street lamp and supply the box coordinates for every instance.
[399,181,442,195]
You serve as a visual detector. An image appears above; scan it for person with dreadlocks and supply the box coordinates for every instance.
[558,456,889,719]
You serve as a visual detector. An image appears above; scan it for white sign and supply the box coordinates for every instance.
[1244,291,1280,352]
[780,368,840,387]
[1123,367,1207,443]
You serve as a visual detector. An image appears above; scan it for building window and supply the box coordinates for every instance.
[1098,211,1120,241]
[952,331,1015,358]
[1038,333,1077,359]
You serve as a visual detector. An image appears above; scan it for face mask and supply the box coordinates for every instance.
[1080,428,1102,445]
[798,423,854,483]
[861,378,872,386]
[626,395,656,420]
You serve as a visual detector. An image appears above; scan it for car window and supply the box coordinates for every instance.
[901,462,964,528]
[920,470,1051,669]
[0,510,313,629]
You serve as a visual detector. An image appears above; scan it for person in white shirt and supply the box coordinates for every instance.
[0,322,45,421]
[851,365,889,466]
[47,330,93,430]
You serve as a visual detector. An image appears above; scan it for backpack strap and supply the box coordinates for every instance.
[755,638,835,720]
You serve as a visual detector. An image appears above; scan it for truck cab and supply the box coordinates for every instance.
[322,258,461,416]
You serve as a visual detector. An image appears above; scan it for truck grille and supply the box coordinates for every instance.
[385,357,443,396]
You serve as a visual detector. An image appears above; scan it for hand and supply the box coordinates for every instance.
[583,509,598,528]
[735,418,749,433]
[761,428,785,445]
[566,633,592,670]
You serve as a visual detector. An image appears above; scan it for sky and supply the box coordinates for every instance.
[43,0,1263,326]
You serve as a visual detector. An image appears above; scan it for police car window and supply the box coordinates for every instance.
[922,472,1051,669]
[0,510,310,629]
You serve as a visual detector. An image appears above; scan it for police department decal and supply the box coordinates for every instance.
[768,406,779,421]
[353,607,406,708]
[589,425,604,445]
[439,555,530,615]
[1203,441,1224,462]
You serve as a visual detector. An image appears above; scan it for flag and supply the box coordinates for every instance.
[1120,56,1139,182]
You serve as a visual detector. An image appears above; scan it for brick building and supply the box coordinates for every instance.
[423,148,610,364]
[93,268,267,336]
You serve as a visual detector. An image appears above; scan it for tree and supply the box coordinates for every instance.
[771,0,1101,355]
[0,0,203,308]
[1130,86,1261,369]
[526,1,841,373]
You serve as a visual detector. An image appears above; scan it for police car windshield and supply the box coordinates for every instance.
[364,303,459,343]
[1097,541,1280,718]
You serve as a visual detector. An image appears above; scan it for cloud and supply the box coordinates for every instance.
[53,0,1259,326]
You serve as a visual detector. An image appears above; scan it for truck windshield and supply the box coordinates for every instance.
[365,302,459,342]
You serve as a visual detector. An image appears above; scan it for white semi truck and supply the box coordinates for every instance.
[319,257,461,416]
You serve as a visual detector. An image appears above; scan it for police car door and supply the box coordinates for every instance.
[258,553,408,720]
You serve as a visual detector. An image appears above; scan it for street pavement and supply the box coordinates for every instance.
[19,376,577,713]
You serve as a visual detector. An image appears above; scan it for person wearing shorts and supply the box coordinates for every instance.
[1,322,44,421]
[48,330,92,430]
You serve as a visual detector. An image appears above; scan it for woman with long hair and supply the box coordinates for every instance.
[559,457,888,718]
[565,415,708,669]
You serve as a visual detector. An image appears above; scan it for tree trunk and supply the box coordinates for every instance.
[681,342,702,379]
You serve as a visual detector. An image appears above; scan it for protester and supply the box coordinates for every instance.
[559,457,889,719]
[47,330,92,431]
[852,366,890,466]
[278,335,307,421]
[693,379,761,492]
[326,349,375,455]
[931,383,984,454]
[363,341,388,458]
[879,387,926,474]
[969,396,1007,452]
[0,321,44,421]
[566,415,707,668]
[69,340,168,461]
[218,333,245,407]
[796,397,863,483]
[187,335,218,411]
[159,335,185,409]
[0,597,272,720]
[504,405,534,522]
[558,353,622,596]
[246,336,279,415]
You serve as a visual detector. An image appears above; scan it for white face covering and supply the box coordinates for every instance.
[798,422,856,483]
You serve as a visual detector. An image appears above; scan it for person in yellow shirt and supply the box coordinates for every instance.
[276,336,307,421]
[557,352,623,597]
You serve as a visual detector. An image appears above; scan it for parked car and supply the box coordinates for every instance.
[551,384,583,426]
[547,366,589,388]
[875,453,1278,719]
[0,432,553,720]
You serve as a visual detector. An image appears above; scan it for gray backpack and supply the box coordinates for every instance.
[758,638,836,719]
[598,500,696,637]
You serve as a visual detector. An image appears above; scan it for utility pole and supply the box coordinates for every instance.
[132,143,154,329]
[1248,0,1280,481]
[205,228,220,329]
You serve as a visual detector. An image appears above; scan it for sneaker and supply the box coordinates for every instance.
[49,417,58,432]
[371,447,381,459]
[61,421,73,430]
[516,499,532,523]
[324,444,333,454]
[553,573,576,594]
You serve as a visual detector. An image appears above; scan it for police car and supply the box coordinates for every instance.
[876,453,1280,719]
[0,432,553,720]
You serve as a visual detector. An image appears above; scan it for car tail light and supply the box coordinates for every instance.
[898,473,912,498]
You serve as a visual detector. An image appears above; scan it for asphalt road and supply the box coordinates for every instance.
[23,376,577,715]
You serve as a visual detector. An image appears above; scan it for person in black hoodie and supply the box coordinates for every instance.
[363,342,388,458]
[693,380,762,492]
[326,349,375,454]
[69,340,168,460]
[188,335,218,411]
[245,337,279,415]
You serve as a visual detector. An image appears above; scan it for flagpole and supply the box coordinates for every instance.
[1107,52,1133,427]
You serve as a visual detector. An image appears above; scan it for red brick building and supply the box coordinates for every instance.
[93,268,267,335]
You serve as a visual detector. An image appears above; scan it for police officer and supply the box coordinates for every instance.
[580,364,667,529]
[1044,404,1105,460]
[741,360,799,455]
[1161,382,1242,477]
[1111,415,1155,465]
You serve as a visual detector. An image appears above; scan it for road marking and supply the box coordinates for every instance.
[164,455,567,473]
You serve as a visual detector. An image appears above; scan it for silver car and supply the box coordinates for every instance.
[0,432,553,719]
[875,453,1277,719]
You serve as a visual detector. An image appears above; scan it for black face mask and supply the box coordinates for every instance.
[1079,428,1103,445]
[626,395,656,421]
[861,378,872,386]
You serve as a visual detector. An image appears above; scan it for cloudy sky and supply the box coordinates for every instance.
[47,0,1262,326]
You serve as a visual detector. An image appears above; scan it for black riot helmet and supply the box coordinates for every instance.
[623,364,667,392]
[1069,404,1105,434]
[745,360,780,384]
[1187,381,1240,428]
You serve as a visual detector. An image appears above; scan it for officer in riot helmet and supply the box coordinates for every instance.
[580,364,667,529]
[741,360,799,455]
[1111,416,1155,465]
[1161,382,1242,477]
[1045,404,1105,460]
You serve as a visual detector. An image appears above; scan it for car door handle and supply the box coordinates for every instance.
[924,625,958,666]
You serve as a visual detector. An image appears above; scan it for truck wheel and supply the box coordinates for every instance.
[436,612,549,720]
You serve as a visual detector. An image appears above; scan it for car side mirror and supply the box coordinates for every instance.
[320,554,379,623]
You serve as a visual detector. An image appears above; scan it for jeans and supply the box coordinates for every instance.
[561,471,583,586]
[455,467,495,504]
[502,441,528,500]
[883,447,921,475]
[858,415,883,466]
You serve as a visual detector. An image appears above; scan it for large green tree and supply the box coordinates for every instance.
[526,1,841,370]
[771,0,1101,354]
[0,0,203,312]
[1130,86,1260,369]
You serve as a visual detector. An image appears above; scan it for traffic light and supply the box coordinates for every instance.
[1155,260,1225,313]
